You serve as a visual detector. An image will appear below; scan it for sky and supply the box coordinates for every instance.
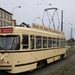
[0,0,75,40]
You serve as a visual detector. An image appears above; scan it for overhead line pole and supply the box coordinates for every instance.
[61,10,63,31]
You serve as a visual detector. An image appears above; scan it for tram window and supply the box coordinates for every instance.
[36,36,41,49]
[64,39,66,47]
[61,39,64,47]
[59,39,61,47]
[22,35,28,49]
[59,39,62,47]
[13,36,20,50]
[63,39,66,47]
[48,37,52,48]
[53,38,57,47]
[57,38,59,47]
[3,21,6,26]
[0,35,20,50]
[30,35,34,49]
[43,37,47,48]
[61,39,63,47]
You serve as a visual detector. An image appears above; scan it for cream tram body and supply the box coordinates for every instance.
[0,23,66,74]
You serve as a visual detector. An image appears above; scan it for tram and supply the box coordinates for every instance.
[0,20,66,74]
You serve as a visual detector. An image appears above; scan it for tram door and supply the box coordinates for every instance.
[22,35,28,49]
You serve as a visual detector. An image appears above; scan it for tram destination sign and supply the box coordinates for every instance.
[0,28,13,33]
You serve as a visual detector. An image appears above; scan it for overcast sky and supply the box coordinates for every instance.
[0,0,75,39]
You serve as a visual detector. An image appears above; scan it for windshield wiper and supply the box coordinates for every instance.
[11,37,15,50]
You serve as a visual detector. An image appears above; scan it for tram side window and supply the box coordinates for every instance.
[36,36,41,49]
[53,38,57,47]
[59,39,62,47]
[63,39,66,47]
[62,39,64,47]
[64,39,66,47]
[43,37,47,48]
[22,35,28,49]
[57,38,59,47]
[61,39,63,47]
[48,37,52,48]
[30,35,34,49]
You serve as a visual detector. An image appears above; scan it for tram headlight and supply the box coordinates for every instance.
[0,56,4,61]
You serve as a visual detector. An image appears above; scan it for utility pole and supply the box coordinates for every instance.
[70,27,73,38]
[70,27,73,48]
[61,10,63,31]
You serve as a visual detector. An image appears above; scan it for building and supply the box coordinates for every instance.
[0,8,12,27]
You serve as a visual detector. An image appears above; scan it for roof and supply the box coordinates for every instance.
[31,23,64,35]
[0,7,12,15]
[14,26,65,38]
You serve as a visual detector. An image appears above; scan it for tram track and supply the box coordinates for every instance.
[54,60,75,75]
[53,48,75,75]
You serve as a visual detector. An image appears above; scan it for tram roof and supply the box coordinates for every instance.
[13,23,65,38]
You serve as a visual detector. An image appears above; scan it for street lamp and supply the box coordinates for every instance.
[68,23,72,38]
[12,6,21,19]
[68,23,73,48]
[33,17,40,24]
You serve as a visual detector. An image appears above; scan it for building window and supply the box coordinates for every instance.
[43,37,47,48]
[3,13,6,19]
[0,11,2,18]
[0,20,2,26]
[3,21,6,26]
[10,23,12,26]
[30,35,34,49]
[36,36,41,49]
[6,22,9,26]
[10,16,12,20]
[22,35,29,49]
[6,15,9,20]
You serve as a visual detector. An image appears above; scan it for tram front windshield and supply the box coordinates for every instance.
[0,35,20,50]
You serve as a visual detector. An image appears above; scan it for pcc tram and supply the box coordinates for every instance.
[0,20,66,74]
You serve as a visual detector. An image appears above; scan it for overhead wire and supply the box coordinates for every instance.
[42,0,59,29]
[42,0,74,30]
[16,0,43,13]
[46,11,51,27]
[42,11,46,26]
[15,0,73,29]
[1,0,72,28]
[51,9,57,29]
[42,0,53,7]
[56,11,60,30]
[1,1,75,5]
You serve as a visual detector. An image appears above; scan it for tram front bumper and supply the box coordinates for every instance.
[0,65,12,71]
